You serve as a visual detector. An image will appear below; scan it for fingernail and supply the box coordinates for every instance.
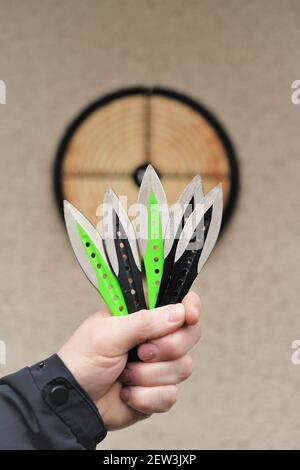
[139,343,159,361]
[120,387,130,402]
[120,368,132,385]
[165,303,185,322]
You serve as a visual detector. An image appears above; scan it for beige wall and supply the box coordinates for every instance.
[0,0,300,449]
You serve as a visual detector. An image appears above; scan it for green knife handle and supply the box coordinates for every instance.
[144,191,164,309]
[77,223,128,316]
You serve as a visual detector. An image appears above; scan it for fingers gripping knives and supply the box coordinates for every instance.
[63,176,222,363]
[63,201,128,316]
[156,175,204,306]
[156,184,223,306]
[102,188,146,313]
[137,165,169,309]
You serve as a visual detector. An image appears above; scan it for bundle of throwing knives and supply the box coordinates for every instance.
[64,165,223,323]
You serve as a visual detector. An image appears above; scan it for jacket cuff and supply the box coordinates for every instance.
[30,354,107,449]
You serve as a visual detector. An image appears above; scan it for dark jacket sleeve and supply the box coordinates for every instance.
[0,354,107,450]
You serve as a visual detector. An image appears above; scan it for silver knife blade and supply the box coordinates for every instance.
[197,183,223,273]
[136,164,169,256]
[174,183,223,270]
[103,187,141,276]
[63,200,108,290]
[164,174,204,259]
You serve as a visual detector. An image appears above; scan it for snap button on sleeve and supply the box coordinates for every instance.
[34,355,107,447]
[50,384,69,406]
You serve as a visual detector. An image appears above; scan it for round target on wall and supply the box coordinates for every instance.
[54,86,239,231]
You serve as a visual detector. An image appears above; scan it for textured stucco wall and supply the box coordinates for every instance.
[0,0,300,449]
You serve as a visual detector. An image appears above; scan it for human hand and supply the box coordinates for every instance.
[58,291,201,430]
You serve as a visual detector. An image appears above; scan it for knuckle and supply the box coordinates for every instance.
[163,335,183,358]
[193,290,201,306]
[174,341,185,358]
[194,293,202,311]
[141,406,152,415]
[138,401,153,415]
[177,356,193,381]
[134,310,153,343]
[182,356,193,379]
[130,364,143,384]
[163,386,178,410]
[195,325,202,343]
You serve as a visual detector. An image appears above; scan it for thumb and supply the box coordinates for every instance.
[104,303,185,355]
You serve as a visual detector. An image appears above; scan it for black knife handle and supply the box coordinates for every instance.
[111,214,146,362]
[157,205,213,306]
[128,347,140,362]
[156,196,195,306]
[114,215,146,313]
[157,249,200,305]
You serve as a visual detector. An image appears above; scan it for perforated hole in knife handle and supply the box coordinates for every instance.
[116,223,140,309]
[77,223,128,315]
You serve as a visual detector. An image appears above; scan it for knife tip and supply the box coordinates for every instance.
[63,199,73,214]
[104,186,119,205]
